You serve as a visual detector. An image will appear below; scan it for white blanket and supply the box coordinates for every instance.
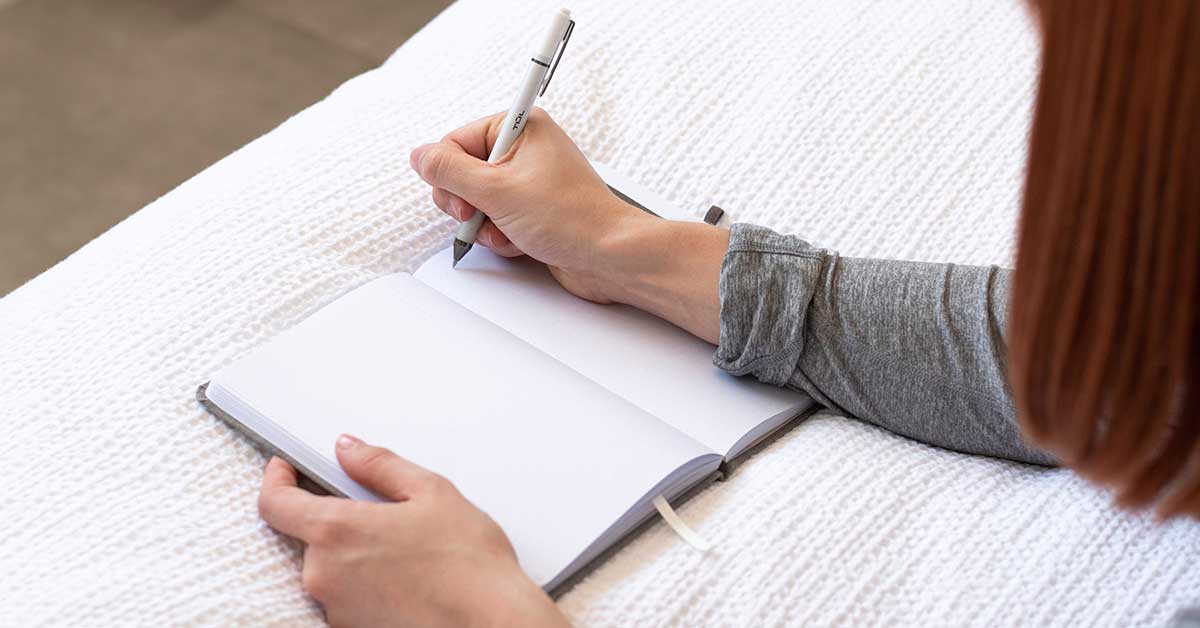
[3,1,1198,625]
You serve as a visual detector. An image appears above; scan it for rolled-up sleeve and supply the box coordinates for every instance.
[714,223,1055,466]
[714,224,825,385]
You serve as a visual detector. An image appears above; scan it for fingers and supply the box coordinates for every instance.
[441,111,507,161]
[431,187,478,222]
[259,457,343,541]
[335,434,443,502]
[430,188,523,257]
[410,141,496,203]
[478,222,523,257]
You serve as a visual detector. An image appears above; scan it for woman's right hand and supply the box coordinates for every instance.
[409,107,652,303]
[409,108,730,344]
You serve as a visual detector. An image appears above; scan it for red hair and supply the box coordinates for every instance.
[1010,0,1200,518]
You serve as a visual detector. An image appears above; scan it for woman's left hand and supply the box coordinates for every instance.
[257,434,569,628]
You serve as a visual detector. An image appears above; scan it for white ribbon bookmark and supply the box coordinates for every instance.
[652,494,712,552]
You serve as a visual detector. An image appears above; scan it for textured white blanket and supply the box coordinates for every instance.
[3,0,1198,625]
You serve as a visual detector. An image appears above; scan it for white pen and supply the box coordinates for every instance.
[452,8,575,268]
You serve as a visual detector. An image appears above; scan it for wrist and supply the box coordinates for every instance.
[485,566,569,628]
[588,201,664,303]
[590,204,729,344]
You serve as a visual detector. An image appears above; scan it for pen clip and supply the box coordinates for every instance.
[538,19,574,97]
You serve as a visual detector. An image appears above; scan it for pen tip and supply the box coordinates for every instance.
[452,238,471,269]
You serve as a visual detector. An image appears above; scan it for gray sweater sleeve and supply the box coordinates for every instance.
[713,223,1055,466]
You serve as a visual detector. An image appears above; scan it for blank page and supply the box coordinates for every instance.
[416,248,808,456]
[208,274,711,587]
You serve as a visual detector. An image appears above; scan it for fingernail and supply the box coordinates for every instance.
[337,434,361,450]
[409,145,429,170]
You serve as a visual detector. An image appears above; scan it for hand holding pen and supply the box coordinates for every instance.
[450,8,575,268]
[409,102,730,342]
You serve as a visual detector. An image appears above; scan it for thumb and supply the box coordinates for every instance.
[410,142,497,208]
[335,434,438,501]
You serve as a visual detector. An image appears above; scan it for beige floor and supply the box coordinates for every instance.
[0,0,452,295]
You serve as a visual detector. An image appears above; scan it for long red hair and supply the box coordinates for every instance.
[1010,0,1200,518]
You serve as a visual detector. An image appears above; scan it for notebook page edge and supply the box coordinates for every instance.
[544,451,723,593]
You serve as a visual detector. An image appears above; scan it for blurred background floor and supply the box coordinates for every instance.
[0,0,452,295]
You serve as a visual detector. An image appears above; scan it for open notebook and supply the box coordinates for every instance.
[198,164,812,592]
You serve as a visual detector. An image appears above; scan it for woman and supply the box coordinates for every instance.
[256,1,1199,625]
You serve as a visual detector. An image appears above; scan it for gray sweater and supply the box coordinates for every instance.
[712,223,1055,466]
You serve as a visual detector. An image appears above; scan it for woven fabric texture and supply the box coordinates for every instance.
[2,0,1198,625]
